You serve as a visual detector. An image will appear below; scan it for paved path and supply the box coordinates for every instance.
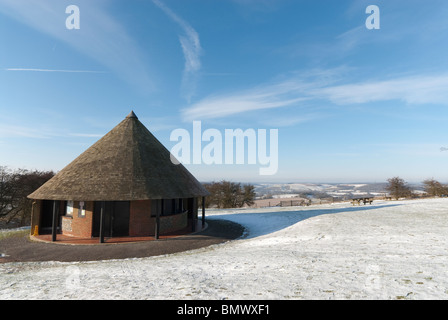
[0,220,244,263]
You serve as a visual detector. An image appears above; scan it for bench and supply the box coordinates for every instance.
[351,197,373,206]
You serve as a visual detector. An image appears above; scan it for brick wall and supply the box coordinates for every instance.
[33,199,193,238]
[62,201,93,238]
[129,200,153,236]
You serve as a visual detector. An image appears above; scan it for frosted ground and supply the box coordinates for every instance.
[1,198,448,300]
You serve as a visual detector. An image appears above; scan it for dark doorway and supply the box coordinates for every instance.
[112,201,130,236]
[92,201,130,237]
[186,198,194,219]
[40,200,58,234]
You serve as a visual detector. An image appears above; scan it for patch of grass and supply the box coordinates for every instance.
[0,229,29,240]
[401,279,412,284]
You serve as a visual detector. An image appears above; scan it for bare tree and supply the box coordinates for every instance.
[0,166,15,220]
[204,180,256,208]
[386,177,412,200]
[422,178,448,197]
[242,184,256,207]
[0,167,54,226]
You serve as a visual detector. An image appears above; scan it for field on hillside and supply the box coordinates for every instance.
[1,198,448,300]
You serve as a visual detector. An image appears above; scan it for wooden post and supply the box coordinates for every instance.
[155,199,162,239]
[51,200,59,242]
[99,201,105,243]
[202,197,205,228]
[191,198,196,232]
[110,201,115,238]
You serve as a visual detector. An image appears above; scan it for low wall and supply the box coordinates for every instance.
[159,211,188,234]
[134,211,188,236]
[129,199,188,236]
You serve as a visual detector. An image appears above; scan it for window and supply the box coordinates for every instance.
[164,199,174,215]
[150,199,186,216]
[151,199,161,217]
[78,201,86,218]
[66,201,74,217]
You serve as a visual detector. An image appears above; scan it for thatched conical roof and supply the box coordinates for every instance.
[28,111,209,201]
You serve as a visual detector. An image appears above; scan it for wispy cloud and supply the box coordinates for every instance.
[231,0,283,11]
[138,115,179,132]
[182,83,309,121]
[5,68,105,73]
[182,70,448,121]
[69,133,103,138]
[316,73,448,105]
[0,0,152,91]
[0,126,106,140]
[152,0,202,101]
[258,113,326,127]
[181,68,342,121]
[0,124,53,139]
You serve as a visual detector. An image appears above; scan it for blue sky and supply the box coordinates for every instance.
[1,0,448,183]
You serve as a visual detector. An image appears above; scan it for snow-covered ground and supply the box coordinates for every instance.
[1,198,448,300]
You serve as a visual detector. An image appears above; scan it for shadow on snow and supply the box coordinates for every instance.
[207,203,402,240]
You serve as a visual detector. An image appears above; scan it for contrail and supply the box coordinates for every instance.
[5,68,105,73]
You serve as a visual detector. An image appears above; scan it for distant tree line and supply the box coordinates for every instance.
[0,166,54,227]
[203,180,256,208]
[386,176,448,200]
